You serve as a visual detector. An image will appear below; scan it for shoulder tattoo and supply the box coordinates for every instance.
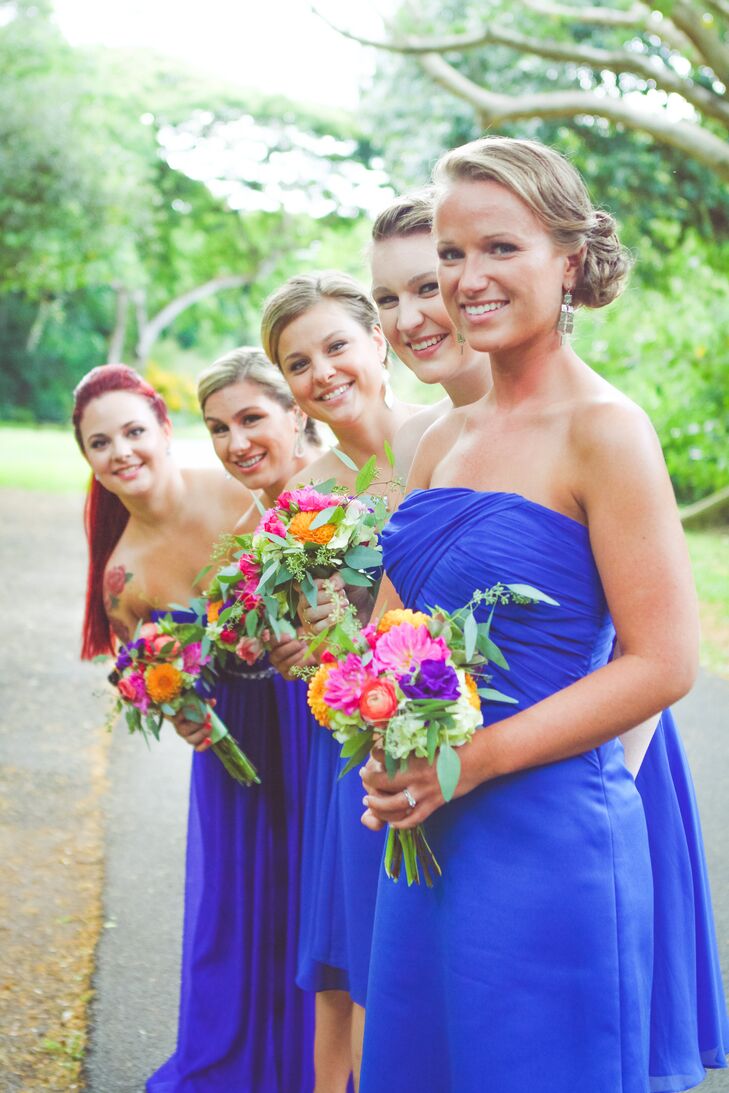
[104,564,133,614]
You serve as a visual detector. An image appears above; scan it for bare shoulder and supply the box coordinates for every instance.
[182,466,250,506]
[392,399,450,478]
[284,449,351,491]
[103,535,144,644]
[570,386,660,469]
[407,404,470,490]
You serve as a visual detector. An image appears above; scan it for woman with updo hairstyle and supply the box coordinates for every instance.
[358,137,728,1091]
[146,347,323,1093]
[369,189,491,474]
[260,271,427,1091]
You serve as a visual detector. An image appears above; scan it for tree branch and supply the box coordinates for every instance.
[317,13,729,127]
[670,1,729,86]
[107,285,129,363]
[418,51,729,180]
[522,0,695,56]
[134,249,287,366]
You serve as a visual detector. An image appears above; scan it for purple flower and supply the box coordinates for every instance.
[115,638,144,671]
[400,659,460,702]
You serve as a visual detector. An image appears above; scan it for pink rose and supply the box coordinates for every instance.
[235,636,264,666]
[118,672,149,713]
[152,635,180,658]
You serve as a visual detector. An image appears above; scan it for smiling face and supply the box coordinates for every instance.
[79,390,171,496]
[371,232,464,385]
[203,379,301,494]
[276,298,388,428]
[435,179,576,359]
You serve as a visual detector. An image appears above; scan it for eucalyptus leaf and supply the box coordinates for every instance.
[344,545,382,569]
[340,736,373,777]
[332,447,359,472]
[309,506,339,530]
[301,573,318,608]
[313,478,337,493]
[245,610,259,637]
[477,687,518,704]
[251,492,267,516]
[427,719,439,764]
[436,743,461,802]
[476,631,509,670]
[355,454,378,495]
[463,610,477,661]
[507,582,560,606]
[339,566,373,587]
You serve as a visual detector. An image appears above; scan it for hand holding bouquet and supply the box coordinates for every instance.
[306,584,557,885]
[109,618,260,786]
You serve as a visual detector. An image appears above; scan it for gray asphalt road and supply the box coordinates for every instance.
[83,727,190,1093]
[84,672,729,1093]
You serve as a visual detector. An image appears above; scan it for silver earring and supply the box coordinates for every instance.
[294,421,305,458]
[382,369,395,410]
[557,290,574,342]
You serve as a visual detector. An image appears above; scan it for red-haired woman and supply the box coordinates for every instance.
[74,360,320,1091]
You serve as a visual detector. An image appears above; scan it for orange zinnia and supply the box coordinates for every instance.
[207,599,224,624]
[464,673,481,711]
[145,663,183,704]
[288,511,337,546]
[307,663,334,727]
[377,608,430,634]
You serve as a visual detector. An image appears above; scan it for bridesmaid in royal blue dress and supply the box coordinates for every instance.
[146,348,326,1092]
[360,137,728,1092]
[259,272,429,1090]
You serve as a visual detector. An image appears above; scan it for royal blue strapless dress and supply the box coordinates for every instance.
[146,649,315,1093]
[297,725,385,1007]
[360,489,728,1093]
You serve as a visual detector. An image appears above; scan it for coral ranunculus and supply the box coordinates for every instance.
[307,664,335,727]
[288,510,337,545]
[377,609,430,634]
[144,663,183,703]
[359,678,398,723]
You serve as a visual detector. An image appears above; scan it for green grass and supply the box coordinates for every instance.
[0,424,90,491]
[0,421,212,492]
[685,528,729,678]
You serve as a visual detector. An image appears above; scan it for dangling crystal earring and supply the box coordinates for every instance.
[557,290,574,342]
[294,419,305,458]
[456,330,466,356]
[382,368,395,410]
[224,471,233,480]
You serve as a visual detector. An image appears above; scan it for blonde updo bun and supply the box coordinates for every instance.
[434,136,632,308]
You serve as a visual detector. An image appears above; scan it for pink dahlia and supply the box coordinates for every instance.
[182,642,208,674]
[323,654,375,716]
[373,622,448,677]
[276,487,342,513]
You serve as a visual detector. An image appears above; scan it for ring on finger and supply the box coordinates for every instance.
[403,787,417,810]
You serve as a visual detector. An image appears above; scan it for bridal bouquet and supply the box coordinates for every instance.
[306,583,556,885]
[109,617,260,786]
[201,470,386,668]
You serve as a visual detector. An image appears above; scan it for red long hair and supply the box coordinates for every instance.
[73,365,170,659]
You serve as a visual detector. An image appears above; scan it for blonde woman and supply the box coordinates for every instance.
[359,138,728,1092]
[260,272,424,1092]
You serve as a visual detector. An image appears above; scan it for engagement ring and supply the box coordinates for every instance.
[403,788,417,810]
